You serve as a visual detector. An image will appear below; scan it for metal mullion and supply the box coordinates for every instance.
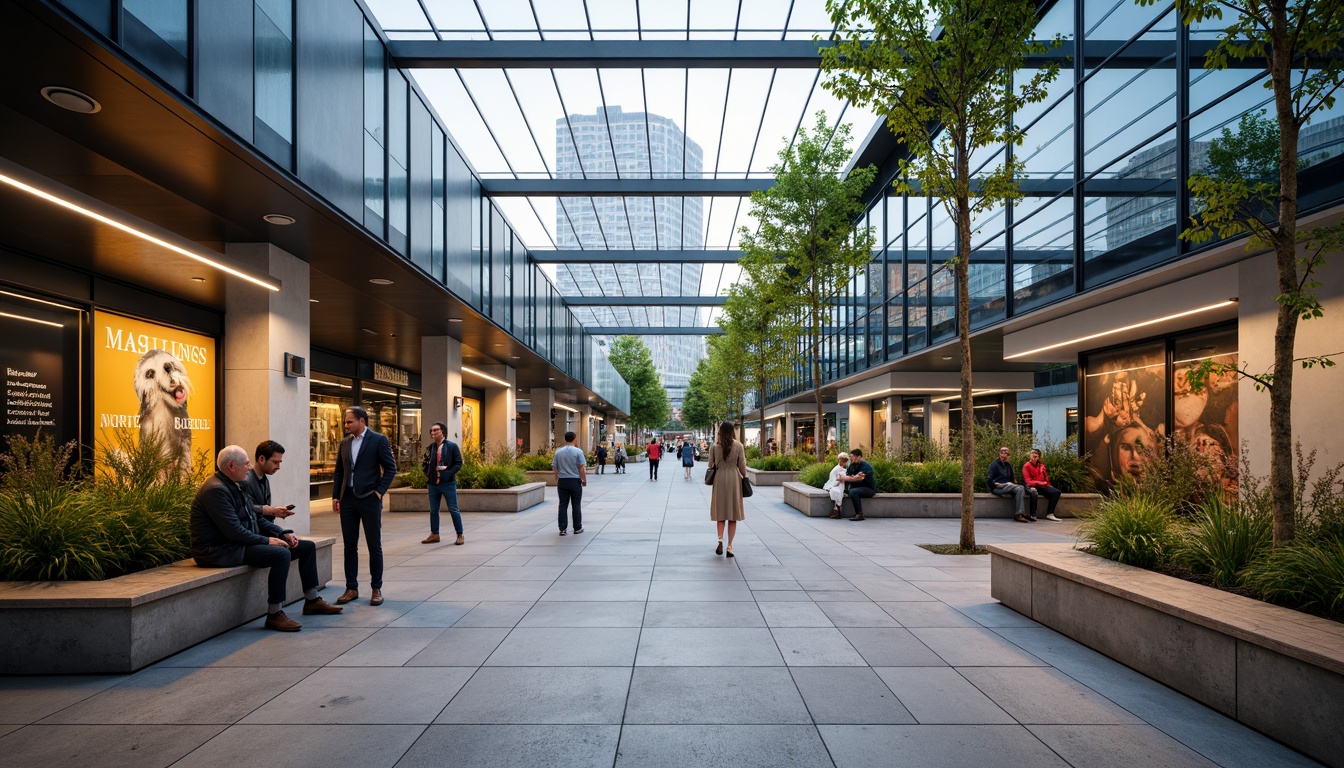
[469,0,494,39]
[414,0,443,40]
[523,198,559,249]
[639,71,660,249]
[502,70,555,179]
[586,195,614,250]
[712,71,733,180]
[620,195,636,249]
[454,70,519,177]
[552,72,590,180]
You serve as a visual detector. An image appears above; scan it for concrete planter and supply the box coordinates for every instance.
[387,483,547,513]
[523,470,558,487]
[782,481,1099,518]
[745,467,799,486]
[989,543,1344,768]
[0,538,334,674]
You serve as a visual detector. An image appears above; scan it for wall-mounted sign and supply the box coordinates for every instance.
[94,311,216,475]
[372,362,409,387]
[0,293,79,446]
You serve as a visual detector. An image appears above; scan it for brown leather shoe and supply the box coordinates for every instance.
[302,598,344,615]
[369,589,384,606]
[455,534,464,545]
[334,588,359,604]
[264,610,302,632]
[422,533,441,544]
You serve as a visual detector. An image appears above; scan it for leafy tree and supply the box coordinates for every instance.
[1144,0,1344,547]
[721,278,800,453]
[703,333,750,429]
[821,0,1061,551]
[607,336,672,433]
[739,111,877,461]
[681,359,717,431]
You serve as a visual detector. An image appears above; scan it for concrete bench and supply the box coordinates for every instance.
[744,468,799,486]
[0,537,334,674]
[989,543,1344,767]
[782,481,1099,518]
[386,483,546,513]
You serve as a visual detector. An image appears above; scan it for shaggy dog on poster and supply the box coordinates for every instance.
[134,349,193,475]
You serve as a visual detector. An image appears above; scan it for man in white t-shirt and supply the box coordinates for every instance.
[552,431,588,535]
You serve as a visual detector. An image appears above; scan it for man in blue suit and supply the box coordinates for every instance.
[332,406,397,606]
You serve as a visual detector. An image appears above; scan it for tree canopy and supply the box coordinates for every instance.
[606,336,672,433]
[821,0,1060,549]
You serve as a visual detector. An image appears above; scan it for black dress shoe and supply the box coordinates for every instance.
[716,541,723,555]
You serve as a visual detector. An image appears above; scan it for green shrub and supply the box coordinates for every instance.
[1293,447,1344,543]
[454,443,528,490]
[1116,436,1225,514]
[516,453,554,471]
[0,486,112,581]
[1175,496,1272,588]
[797,462,833,488]
[955,422,1035,492]
[1039,439,1094,494]
[748,454,812,471]
[400,462,428,489]
[473,464,529,490]
[910,460,962,493]
[744,444,762,461]
[1241,540,1344,619]
[871,457,911,493]
[1079,493,1182,569]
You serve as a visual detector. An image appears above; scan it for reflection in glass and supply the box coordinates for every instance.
[1083,342,1166,496]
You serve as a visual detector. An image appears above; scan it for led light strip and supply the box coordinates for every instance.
[462,365,511,387]
[837,387,961,404]
[553,403,579,413]
[0,310,62,328]
[1004,300,1237,360]
[0,170,280,292]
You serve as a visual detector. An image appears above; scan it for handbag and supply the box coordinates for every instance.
[704,466,716,485]
[740,474,753,498]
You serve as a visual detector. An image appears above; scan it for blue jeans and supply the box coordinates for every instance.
[428,480,462,535]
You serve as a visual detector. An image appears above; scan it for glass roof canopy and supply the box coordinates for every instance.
[363,0,882,331]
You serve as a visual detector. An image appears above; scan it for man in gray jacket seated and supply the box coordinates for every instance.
[190,445,343,631]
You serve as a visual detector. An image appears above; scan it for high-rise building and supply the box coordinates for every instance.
[555,106,707,408]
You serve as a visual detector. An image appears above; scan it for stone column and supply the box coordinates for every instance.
[1002,392,1018,434]
[575,405,593,452]
[422,336,464,444]
[553,407,570,445]
[928,400,951,450]
[886,396,902,455]
[848,401,873,454]
[480,365,517,453]
[223,243,310,533]
[530,388,555,453]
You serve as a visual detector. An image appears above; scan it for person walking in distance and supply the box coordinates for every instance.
[680,439,695,480]
[422,422,465,545]
[615,444,627,474]
[331,406,397,606]
[553,431,587,535]
[595,443,608,475]
[1022,449,1064,522]
[707,421,747,558]
[647,437,662,481]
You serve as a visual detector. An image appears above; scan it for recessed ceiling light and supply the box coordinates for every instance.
[369,278,393,285]
[548,377,555,381]
[448,318,463,323]
[361,328,377,335]
[510,355,520,360]
[942,356,953,360]
[493,343,503,347]
[262,213,295,226]
[41,86,101,114]
[191,276,205,282]
[309,298,319,303]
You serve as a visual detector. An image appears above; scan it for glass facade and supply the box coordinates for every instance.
[767,0,1344,404]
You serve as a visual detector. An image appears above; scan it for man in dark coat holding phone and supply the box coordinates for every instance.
[190,445,342,631]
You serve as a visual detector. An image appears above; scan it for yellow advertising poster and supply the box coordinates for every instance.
[461,397,481,449]
[93,311,216,474]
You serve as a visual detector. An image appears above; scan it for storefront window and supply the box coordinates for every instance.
[398,390,422,467]
[310,375,354,498]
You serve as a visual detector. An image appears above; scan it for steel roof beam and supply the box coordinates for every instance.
[589,326,726,335]
[565,296,728,307]
[482,178,772,197]
[532,249,742,263]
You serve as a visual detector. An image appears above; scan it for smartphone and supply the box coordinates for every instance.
[285,504,295,510]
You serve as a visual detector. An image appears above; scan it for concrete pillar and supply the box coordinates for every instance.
[480,365,517,453]
[223,244,310,533]
[928,400,951,450]
[1002,392,1018,434]
[554,406,570,446]
[785,413,795,452]
[885,396,902,455]
[574,405,593,452]
[530,388,555,453]
[422,336,464,445]
[848,402,872,454]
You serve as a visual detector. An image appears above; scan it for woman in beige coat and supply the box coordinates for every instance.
[708,420,747,558]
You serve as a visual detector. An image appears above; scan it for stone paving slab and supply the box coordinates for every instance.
[0,475,1322,766]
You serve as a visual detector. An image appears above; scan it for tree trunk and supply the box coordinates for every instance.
[1268,5,1299,547]
[759,381,768,454]
[957,195,975,551]
[813,278,825,461]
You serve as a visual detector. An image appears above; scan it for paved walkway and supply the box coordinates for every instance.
[0,470,1320,767]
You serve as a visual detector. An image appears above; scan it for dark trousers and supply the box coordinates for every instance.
[1033,485,1062,516]
[242,539,318,605]
[557,477,583,531]
[615,458,625,473]
[649,458,660,479]
[848,486,877,517]
[340,492,383,590]
[428,480,462,535]
[596,459,606,474]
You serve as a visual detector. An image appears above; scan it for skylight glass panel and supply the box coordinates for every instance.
[476,0,538,38]
[587,0,640,36]
[738,0,792,38]
[684,69,730,176]
[493,197,555,248]
[506,69,569,176]
[552,69,619,178]
[641,70,688,178]
[596,69,651,177]
[716,69,773,176]
[422,0,486,38]
[458,70,550,175]
[411,70,511,173]
[364,0,430,33]
[689,0,741,39]
[785,0,835,37]
[640,0,690,38]
[751,69,818,174]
